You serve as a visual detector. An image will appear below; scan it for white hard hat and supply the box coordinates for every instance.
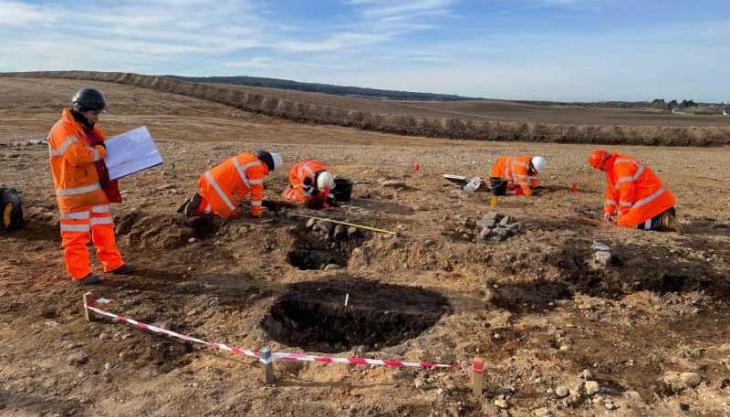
[531,156,547,172]
[316,171,335,190]
[270,152,283,171]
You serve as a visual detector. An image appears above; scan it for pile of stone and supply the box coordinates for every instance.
[476,212,523,242]
[0,139,45,148]
[305,218,359,242]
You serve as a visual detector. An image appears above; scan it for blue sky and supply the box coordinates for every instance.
[1,0,728,101]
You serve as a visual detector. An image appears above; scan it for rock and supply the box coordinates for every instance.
[98,333,108,340]
[591,241,610,251]
[477,212,502,228]
[555,386,570,398]
[604,399,618,410]
[187,237,197,244]
[347,227,358,238]
[104,362,113,371]
[592,251,612,267]
[333,225,346,240]
[680,372,701,388]
[315,221,335,235]
[584,380,600,396]
[324,264,342,271]
[581,369,594,380]
[492,228,509,241]
[623,390,642,404]
[533,407,551,417]
[306,218,317,229]
[381,179,406,188]
[67,352,89,366]
[494,399,509,409]
[499,215,514,227]
[478,228,494,241]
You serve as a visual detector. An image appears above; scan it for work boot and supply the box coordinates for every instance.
[74,274,101,285]
[177,193,202,217]
[660,211,682,232]
[110,264,134,275]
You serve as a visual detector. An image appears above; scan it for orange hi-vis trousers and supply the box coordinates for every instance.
[59,204,124,280]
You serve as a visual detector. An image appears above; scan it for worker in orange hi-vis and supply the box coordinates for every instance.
[588,149,678,231]
[281,159,336,209]
[179,150,282,219]
[48,88,132,285]
[489,155,547,196]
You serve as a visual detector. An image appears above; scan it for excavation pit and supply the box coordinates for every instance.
[287,249,342,270]
[261,278,451,353]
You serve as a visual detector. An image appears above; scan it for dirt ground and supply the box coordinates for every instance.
[1,78,729,417]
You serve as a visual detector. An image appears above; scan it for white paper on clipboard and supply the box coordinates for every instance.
[104,126,163,180]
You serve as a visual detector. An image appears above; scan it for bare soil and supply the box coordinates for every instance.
[1,77,729,417]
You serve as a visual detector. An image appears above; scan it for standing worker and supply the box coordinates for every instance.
[48,88,132,285]
[588,149,677,230]
[281,159,335,209]
[489,155,547,196]
[179,150,282,219]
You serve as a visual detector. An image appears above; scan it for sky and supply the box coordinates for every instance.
[0,0,728,102]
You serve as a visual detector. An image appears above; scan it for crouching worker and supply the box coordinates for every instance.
[489,155,546,196]
[588,149,678,231]
[179,150,282,219]
[48,88,132,285]
[281,159,336,209]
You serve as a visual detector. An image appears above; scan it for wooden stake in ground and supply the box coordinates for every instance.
[293,214,396,235]
[471,357,485,397]
[82,291,94,322]
[260,347,275,385]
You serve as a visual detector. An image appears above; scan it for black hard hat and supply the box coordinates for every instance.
[255,150,274,171]
[72,88,106,112]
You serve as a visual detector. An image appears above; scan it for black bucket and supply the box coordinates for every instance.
[489,177,508,196]
[332,178,354,202]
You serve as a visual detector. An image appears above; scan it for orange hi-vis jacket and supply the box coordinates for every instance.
[283,159,329,204]
[198,152,269,218]
[602,153,676,227]
[490,155,539,196]
[48,109,109,213]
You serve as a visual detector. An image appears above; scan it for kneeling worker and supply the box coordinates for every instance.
[282,159,335,208]
[180,150,282,219]
[588,149,677,230]
[489,155,546,196]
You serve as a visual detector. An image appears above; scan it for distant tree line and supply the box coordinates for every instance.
[651,98,698,110]
[169,75,477,102]
[4,71,728,147]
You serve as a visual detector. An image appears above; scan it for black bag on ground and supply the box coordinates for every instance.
[0,188,24,232]
[332,178,354,202]
[489,177,508,196]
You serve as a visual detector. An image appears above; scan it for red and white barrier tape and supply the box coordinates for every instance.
[85,298,460,370]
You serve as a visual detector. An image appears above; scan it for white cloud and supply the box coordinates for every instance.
[0,0,58,26]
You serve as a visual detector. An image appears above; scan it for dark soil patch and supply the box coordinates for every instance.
[261,277,451,353]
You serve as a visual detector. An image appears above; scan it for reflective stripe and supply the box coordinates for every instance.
[60,223,90,233]
[91,147,102,162]
[240,161,261,171]
[61,211,90,220]
[92,205,110,213]
[251,200,262,207]
[619,201,632,207]
[248,179,263,185]
[56,183,101,197]
[90,217,114,226]
[618,164,645,184]
[644,219,652,229]
[204,203,212,214]
[231,157,251,189]
[205,171,235,211]
[614,158,636,166]
[605,199,617,206]
[632,187,666,209]
[49,135,78,157]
